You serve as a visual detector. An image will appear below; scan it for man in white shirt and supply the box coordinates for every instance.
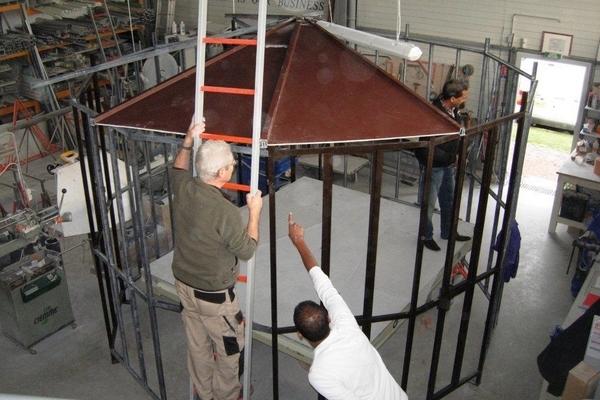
[288,213,409,400]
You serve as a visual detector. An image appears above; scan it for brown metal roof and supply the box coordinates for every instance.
[95,19,460,145]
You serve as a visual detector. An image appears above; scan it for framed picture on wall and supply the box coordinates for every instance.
[541,31,573,56]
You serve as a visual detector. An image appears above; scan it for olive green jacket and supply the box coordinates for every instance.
[170,168,256,291]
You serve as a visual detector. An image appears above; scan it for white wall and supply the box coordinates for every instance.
[358,0,600,60]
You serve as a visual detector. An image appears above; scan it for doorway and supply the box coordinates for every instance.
[513,54,591,192]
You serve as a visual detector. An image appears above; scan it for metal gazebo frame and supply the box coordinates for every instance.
[68,33,537,400]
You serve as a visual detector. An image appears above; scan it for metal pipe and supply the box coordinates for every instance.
[401,140,434,389]
[321,153,333,276]
[163,142,175,246]
[242,2,270,396]
[82,111,130,366]
[106,128,149,383]
[361,150,383,339]
[72,105,116,362]
[454,49,461,79]
[128,140,169,399]
[426,132,468,399]
[143,142,161,259]
[466,38,491,222]
[267,151,279,400]
[476,92,529,384]
[451,127,498,385]
[426,44,434,101]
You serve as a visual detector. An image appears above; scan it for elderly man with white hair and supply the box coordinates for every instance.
[171,120,263,400]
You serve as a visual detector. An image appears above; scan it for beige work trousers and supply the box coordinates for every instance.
[176,280,245,400]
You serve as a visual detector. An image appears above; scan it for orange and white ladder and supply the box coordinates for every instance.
[192,0,268,397]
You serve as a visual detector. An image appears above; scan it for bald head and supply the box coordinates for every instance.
[294,300,330,343]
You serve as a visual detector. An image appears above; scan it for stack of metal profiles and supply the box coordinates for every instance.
[0,64,16,96]
[0,33,35,56]
[34,0,92,19]
[108,3,154,25]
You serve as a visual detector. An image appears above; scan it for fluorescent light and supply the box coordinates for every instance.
[317,21,422,61]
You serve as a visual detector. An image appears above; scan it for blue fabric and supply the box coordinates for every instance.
[418,165,456,240]
[587,212,600,239]
[493,220,521,283]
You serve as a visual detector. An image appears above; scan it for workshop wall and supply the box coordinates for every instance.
[358,0,600,61]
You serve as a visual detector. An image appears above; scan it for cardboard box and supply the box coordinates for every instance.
[562,361,600,400]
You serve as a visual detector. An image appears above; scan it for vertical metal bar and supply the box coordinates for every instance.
[82,113,130,364]
[267,152,279,400]
[451,128,498,385]
[163,142,175,247]
[72,105,116,362]
[343,154,348,188]
[321,153,333,276]
[243,0,269,390]
[92,77,126,298]
[401,24,409,83]
[102,0,123,57]
[454,49,461,80]
[426,44,434,101]
[394,151,401,199]
[427,133,468,399]
[128,137,169,399]
[401,140,433,389]
[144,142,161,259]
[361,151,383,338]
[122,133,144,280]
[106,129,149,383]
[485,73,518,291]
[491,81,535,327]
[80,100,119,348]
[466,38,491,223]
[477,93,529,384]
[290,153,297,183]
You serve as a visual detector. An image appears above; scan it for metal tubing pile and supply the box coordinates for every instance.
[0,32,35,56]
[31,18,107,38]
[107,3,155,25]
[35,1,93,19]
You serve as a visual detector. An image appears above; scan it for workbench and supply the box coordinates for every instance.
[548,160,600,233]
[149,177,474,363]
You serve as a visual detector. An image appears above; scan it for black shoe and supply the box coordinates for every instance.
[441,233,471,242]
[423,238,441,251]
[456,234,471,242]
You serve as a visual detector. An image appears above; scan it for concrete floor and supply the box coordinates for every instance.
[0,143,577,399]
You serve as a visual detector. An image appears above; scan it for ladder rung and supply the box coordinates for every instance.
[201,133,252,144]
[201,85,255,95]
[203,37,257,46]
[223,182,251,192]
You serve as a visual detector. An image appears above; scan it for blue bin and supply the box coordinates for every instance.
[240,155,291,195]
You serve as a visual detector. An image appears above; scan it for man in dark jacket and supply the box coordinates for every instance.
[414,79,471,251]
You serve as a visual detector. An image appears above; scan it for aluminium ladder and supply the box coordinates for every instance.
[192,0,269,398]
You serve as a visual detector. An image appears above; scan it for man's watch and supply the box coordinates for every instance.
[181,144,193,150]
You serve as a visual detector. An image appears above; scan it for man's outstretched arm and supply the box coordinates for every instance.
[288,213,318,272]
[288,213,358,329]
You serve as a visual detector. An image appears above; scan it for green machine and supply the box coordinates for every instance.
[0,209,75,352]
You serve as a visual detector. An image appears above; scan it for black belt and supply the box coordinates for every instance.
[193,287,235,304]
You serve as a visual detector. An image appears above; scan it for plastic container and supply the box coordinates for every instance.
[240,156,292,196]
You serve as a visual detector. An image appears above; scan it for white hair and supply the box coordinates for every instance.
[195,140,234,182]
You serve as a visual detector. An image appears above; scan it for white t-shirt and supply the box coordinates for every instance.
[307,267,409,400]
